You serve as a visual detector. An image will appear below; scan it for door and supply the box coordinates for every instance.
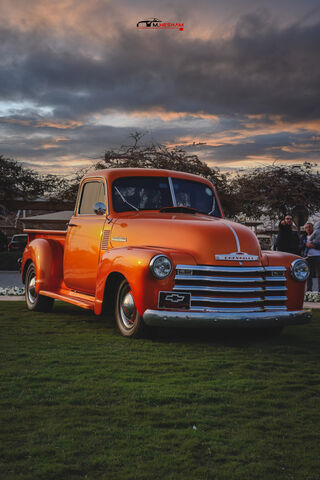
[64,180,107,295]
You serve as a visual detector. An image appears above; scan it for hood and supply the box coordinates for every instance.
[110,212,262,266]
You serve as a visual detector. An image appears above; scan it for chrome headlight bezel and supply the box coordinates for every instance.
[290,259,310,282]
[149,255,173,279]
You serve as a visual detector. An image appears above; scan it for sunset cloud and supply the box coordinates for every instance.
[0,0,319,173]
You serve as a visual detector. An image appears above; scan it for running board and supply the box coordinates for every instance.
[39,290,95,310]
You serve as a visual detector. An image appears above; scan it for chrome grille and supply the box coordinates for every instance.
[173,265,287,312]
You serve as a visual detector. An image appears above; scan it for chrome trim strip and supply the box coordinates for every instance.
[189,306,263,313]
[221,221,241,252]
[188,306,288,312]
[176,265,288,274]
[143,309,312,328]
[176,265,265,273]
[111,237,127,242]
[174,285,264,293]
[265,286,287,291]
[264,306,287,311]
[168,177,177,206]
[175,275,264,283]
[191,296,264,304]
[264,266,287,272]
[265,276,286,282]
[175,285,286,294]
[264,296,287,301]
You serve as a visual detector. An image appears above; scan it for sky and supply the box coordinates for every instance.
[0,0,320,175]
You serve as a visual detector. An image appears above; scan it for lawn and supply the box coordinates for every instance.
[1,302,320,480]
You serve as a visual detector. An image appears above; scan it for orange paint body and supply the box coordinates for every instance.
[21,168,309,327]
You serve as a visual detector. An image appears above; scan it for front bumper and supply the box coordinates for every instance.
[143,309,312,328]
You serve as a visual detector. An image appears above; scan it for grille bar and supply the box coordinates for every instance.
[265,296,287,302]
[173,285,287,293]
[191,296,264,304]
[175,275,265,283]
[265,276,286,282]
[176,265,266,273]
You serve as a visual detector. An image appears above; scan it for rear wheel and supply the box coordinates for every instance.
[115,279,145,338]
[25,263,54,312]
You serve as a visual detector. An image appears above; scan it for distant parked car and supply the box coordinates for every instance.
[8,234,28,252]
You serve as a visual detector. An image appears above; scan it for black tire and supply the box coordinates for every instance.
[25,263,54,312]
[115,279,145,338]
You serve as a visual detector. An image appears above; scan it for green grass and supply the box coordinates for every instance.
[1,302,320,480]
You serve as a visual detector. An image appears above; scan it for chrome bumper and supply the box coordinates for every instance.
[143,309,312,328]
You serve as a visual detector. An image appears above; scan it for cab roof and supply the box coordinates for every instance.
[83,168,213,186]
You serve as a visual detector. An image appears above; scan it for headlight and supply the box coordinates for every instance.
[149,255,172,279]
[290,259,309,282]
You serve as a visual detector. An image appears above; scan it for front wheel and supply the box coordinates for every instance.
[25,263,54,312]
[115,280,145,338]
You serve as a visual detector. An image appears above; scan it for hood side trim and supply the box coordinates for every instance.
[221,221,241,252]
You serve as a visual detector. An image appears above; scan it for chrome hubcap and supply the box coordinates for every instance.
[27,275,37,304]
[120,290,136,328]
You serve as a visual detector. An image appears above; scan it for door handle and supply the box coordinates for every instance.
[68,223,78,227]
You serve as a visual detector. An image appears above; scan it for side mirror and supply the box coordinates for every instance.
[94,202,107,215]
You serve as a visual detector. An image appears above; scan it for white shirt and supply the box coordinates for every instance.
[307,235,320,256]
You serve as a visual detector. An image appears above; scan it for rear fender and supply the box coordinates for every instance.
[94,247,196,315]
[22,238,64,293]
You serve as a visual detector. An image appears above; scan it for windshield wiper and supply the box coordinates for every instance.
[159,206,198,214]
[114,187,139,211]
[208,198,216,215]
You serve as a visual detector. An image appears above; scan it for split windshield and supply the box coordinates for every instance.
[112,176,221,217]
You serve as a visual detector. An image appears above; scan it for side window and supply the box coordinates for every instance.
[78,181,105,215]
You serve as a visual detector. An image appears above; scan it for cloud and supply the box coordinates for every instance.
[1,7,320,119]
[0,1,319,172]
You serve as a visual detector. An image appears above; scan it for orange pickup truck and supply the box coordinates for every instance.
[21,168,311,337]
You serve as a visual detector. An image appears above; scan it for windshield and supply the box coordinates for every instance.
[112,175,221,217]
[112,177,172,212]
[171,178,221,217]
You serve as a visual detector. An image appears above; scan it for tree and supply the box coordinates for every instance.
[95,132,236,216]
[231,163,320,222]
[0,155,68,210]
[0,156,43,207]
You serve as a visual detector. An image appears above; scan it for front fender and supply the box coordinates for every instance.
[94,247,196,315]
[22,239,63,293]
[262,250,306,310]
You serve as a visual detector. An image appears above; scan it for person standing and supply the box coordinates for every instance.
[275,215,300,255]
[300,222,320,292]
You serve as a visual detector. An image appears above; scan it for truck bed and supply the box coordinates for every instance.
[24,229,66,247]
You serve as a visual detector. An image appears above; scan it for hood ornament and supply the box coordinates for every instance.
[216,252,259,261]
